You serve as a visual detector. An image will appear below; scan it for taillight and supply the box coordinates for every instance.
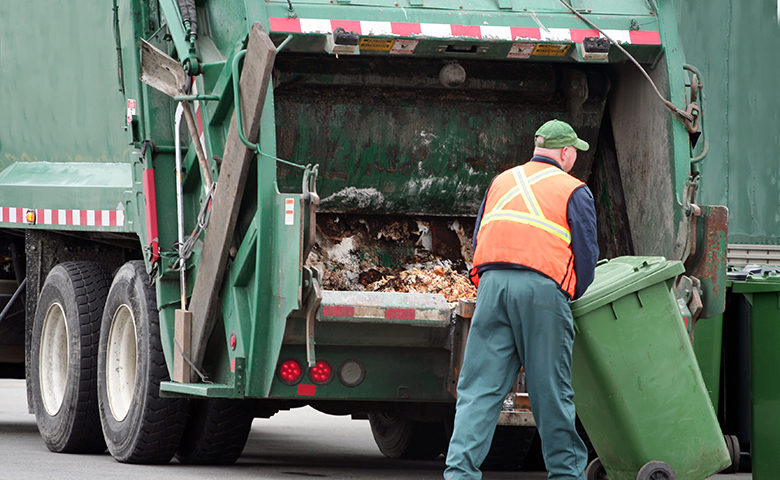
[278,359,303,385]
[309,360,332,384]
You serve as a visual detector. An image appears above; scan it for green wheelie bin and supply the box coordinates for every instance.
[730,267,780,480]
[570,256,731,480]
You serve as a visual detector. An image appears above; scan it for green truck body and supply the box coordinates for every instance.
[0,0,735,467]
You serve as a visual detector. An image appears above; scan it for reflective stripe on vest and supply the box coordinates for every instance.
[472,162,583,297]
[480,166,572,244]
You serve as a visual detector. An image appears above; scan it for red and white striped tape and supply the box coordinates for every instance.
[322,305,442,321]
[0,207,125,227]
[269,17,661,45]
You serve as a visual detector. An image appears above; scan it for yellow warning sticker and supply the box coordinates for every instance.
[359,37,394,51]
[532,43,571,57]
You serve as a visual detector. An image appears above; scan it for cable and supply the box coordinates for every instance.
[558,0,694,123]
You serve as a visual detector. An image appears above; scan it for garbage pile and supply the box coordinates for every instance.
[307,214,477,304]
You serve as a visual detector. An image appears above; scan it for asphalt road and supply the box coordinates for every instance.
[0,380,750,480]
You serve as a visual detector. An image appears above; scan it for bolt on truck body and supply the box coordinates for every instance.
[0,0,724,466]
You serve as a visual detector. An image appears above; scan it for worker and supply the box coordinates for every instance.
[444,119,599,480]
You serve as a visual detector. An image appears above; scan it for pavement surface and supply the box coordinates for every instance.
[0,379,752,480]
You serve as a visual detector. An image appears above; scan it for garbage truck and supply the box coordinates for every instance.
[0,0,726,469]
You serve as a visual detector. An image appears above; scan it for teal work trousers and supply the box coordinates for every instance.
[444,269,586,480]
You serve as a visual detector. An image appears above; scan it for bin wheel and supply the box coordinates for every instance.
[720,434,741,473]
[585,457,608,480]
[636,461,676,480]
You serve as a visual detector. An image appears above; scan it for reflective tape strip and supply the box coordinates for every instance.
[385,308,415,320]
[490,166,563,214]
[362,21,392,36]
[268,18,661,45]
[481,211,571,243]
[420,23,453,37]
[0,208,125,227]
[570,28,601,43]
[527,167,566,185]
[602,29,631,44]
[539,28,571,42]
[321,305,433,321]
[480,25,513,41]
[322,305,355,317]
[513,168,543,217]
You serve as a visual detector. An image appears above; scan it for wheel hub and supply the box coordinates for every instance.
[106,304,137,421]
[39,303,69,416]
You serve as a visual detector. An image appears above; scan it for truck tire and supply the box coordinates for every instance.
[481,425,535,471]
[97,261,187,463]
[176,398,255,464]
[368,412,446,459]
[30,262,111,453]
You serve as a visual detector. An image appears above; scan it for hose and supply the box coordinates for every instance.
[177,0,197,36]
[558,0,694,124]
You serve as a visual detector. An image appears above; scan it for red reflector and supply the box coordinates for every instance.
[229,333,237,350]
[279,359,303,384]
[297,384,316,396]
[309,360,333,384]
[683,316,689,328]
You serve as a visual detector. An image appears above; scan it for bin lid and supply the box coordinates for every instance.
[729,266,780,293]
[571,256,684,317]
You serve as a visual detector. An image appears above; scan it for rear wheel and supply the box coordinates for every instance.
[721,434,741,473]
[368,412,446,460]
[636,461,676,480]
[586,457,608,480]
[481,426,536,471]
[30,262,111,453]
[97,261,187,463]
[176,399,255,464]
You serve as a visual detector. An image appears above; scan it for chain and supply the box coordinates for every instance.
[172,182,216,272]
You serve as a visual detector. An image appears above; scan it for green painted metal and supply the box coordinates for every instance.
[571,256,730,479]
[730,271,780,480]
[0,162,135,233]
[675,0,780,246]
[268,345,451,401]
[692,313,723,410]
[0,3,130,171]
[1,0,709,408]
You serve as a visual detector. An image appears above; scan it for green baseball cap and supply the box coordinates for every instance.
[533,119,589,151]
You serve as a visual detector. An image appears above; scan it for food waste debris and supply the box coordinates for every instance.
[307,215,477,304]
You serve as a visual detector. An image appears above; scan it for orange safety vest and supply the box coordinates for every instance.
[471,161,584,298]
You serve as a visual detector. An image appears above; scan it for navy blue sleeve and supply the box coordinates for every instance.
[472,178,494,253]
[567,185,599,299]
